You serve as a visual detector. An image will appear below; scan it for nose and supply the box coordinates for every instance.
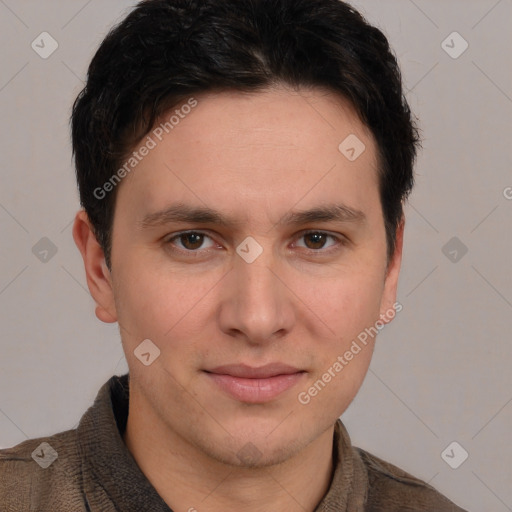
[217,245,295,346]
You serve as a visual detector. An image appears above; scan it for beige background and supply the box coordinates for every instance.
[1,1,511,510]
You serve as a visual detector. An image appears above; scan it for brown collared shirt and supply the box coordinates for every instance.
[0,374,467,511]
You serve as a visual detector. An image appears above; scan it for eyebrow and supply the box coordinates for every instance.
[138,202,366,230]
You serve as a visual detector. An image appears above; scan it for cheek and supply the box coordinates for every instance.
[297,263,383,398]
[113,257,220,354]
[296,339,374,419]
[299,261,385,337]
[296,309,377,418]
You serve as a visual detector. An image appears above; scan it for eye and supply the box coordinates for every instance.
[166,231,216,251]
[164,229,346,257]
[294,231,343,252]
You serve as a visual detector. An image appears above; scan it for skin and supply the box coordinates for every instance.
[73,85,404,512]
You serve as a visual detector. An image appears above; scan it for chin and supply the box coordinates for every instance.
[206,434,305,469]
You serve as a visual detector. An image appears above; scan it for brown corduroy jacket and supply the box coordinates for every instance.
[0,374,467,511]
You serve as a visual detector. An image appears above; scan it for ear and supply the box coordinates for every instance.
[378,215,404,324]
[72,210,117,323]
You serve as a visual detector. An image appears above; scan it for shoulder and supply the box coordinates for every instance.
[355,447,468,511]
[0,428,86,511]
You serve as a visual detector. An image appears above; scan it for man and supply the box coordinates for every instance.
[0,0,467,510]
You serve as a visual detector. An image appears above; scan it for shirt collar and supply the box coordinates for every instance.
[77,374,367,512]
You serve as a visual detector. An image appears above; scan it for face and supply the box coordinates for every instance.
[77,86,403,467]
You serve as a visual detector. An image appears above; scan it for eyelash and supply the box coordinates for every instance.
[164,230,347,257]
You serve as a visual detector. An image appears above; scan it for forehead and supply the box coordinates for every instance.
[161,86,374,164]
[115,86,381,226]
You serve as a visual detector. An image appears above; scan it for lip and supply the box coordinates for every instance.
[204,363,306,403]
[207,363,302,379]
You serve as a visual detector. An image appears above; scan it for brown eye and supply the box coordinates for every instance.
[178,232,205,250]
[302,232,329,250]
[293,230,346,255]
[166,231,216,252]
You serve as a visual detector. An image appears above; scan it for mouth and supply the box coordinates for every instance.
[204,363,306,404]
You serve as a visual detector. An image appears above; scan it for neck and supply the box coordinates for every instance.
[123,388,335,512]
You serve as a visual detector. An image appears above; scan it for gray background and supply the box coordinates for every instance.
[1,1,511,510]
